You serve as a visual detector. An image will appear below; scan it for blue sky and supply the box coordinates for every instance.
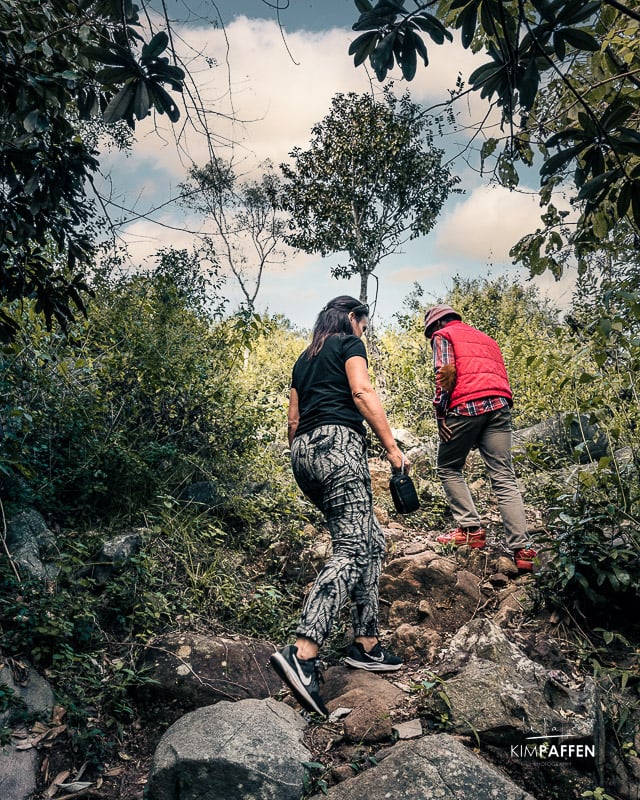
[98,0,576,327]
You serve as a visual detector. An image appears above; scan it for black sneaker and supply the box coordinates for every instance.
[269,645,328,718]
[344,641,403,672]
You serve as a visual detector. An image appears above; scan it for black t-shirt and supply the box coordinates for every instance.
[291,334,367,438]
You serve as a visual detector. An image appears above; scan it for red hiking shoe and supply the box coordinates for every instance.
[436,527,486,549]
[514,547,537,571]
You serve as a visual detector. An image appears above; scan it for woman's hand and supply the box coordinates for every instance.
[386,445,409,472]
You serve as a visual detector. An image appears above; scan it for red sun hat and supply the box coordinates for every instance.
[424,304,462,337]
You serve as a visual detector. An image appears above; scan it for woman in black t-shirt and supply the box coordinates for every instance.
[270,295,409,717]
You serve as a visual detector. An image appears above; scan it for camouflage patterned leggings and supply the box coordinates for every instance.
[290,424,386,647]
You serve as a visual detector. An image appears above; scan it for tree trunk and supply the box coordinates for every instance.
[358,268,387,402]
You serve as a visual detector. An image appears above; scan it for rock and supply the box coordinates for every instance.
[146,698,311,800]
[390,624,442,664]
[373,505,389,526]
[393,719,423,739]
[177,480,225,507]
[91,531,143,584]
[390,428,421,450]
[403,541,429,556]
[606,736,640,800]
[496,555,520,576]
[0,745,40,800]
[323,667,406,711]
[388,599,419,628]
[0,657,54,800]
[142,633,282,707]
[455,570,481,601]
[338,690,394,743]
[5,509,58,581]
[493,592,525,628]
[428,619,604,773]
[0,658,54,727]
[318,733,536,799]
[512,412,609,463]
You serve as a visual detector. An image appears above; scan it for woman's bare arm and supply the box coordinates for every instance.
[287,388,300,447]
[345,356,407,470]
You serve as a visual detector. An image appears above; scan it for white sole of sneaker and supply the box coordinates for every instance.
[269,651,327,717]
[343,657,403,672]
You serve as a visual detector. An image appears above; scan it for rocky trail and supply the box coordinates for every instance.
[2,448,639,800]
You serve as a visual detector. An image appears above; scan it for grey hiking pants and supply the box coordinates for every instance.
[290,424,385,647]
[437,406,528,551]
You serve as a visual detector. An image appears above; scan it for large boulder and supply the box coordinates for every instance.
[513,412,608,463]
[0,657,54,800]
[5,509,58,581]
[317,733,535,799]
[146,698,311,800]
[142,633,282,707]
[426,619,604,772]
[379,550,482,634]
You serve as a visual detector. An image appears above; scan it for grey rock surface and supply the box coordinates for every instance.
[318,733,535,799]
[0,745,40,800]
[5,508,58,581]
[0,657,54,800]
[431,619,603,770]
[146,698,311,800]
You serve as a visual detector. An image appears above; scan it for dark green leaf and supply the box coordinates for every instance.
[517,57,539,111]
[553,30,566,60]
[556,1,600,26]
[23,110,49,133]
[82,45,135,67]
[540,144,585,176]
[412,13,452,44]
[149,82,181,122]
[600,102,634,131]
[141,31,169,61]
[560,27,600,52]
[577,170,618,201]
[349,31,374,55]
[401,31,418,80]
[353,32,379,66]
[133,79,150,120]
[97,66,137,84]
[457,3,478,49]
[102,83,135,124]
[617,182,632,217]
[631,182,640,224]
[413,32,428,66]
[375,0,407,13]
[354,0,374,12]
[370,31,396,80]
[480,138,498,161]
[545,127,589,147]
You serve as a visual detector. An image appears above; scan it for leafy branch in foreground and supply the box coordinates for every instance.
[1,0,185,340]
[347,0,640,273]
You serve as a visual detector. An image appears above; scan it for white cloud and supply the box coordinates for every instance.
[435,185,545,263]
[125,18,489,178]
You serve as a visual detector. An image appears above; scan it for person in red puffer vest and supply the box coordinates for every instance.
[424,304,537,572]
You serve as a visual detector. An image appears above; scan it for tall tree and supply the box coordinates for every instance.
[180,160,288,314]
[1,0,185,340]
[347,0,640,274]
[280,89,459,308]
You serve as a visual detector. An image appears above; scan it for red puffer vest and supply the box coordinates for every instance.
[434,320,513,409]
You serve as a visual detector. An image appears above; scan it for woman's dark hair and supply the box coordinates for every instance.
[304,295,369,358]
